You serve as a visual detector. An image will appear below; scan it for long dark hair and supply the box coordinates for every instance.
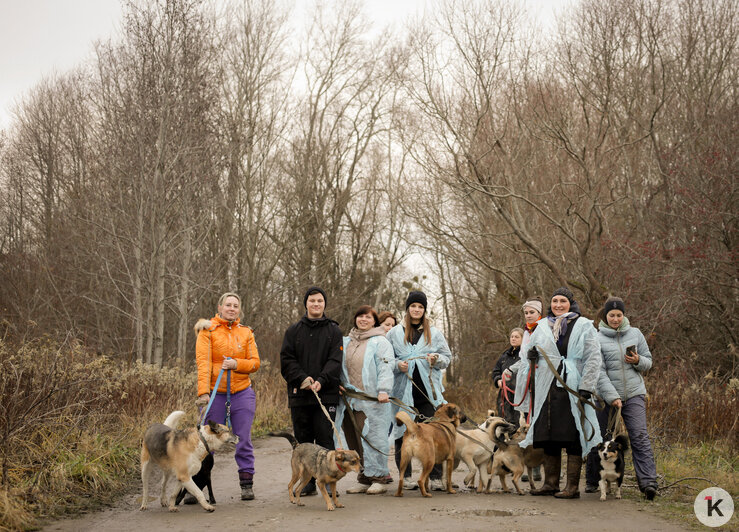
[403,311,432,345]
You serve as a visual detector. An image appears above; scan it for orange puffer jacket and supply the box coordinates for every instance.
[196,315,260,396]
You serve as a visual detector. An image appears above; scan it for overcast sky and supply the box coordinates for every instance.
[0,0,568,130]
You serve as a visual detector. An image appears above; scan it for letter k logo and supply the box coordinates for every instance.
[705,496,724,517]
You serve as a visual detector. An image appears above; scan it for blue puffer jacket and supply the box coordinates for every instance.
[596,317,652,404]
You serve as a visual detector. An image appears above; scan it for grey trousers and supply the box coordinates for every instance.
[586,394,657,490]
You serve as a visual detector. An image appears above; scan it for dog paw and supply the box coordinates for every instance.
[600,495,607,501]
[335,502,345,508]
[615,494,622,499]
[297,501,305,506]
[203,504,215,512]
[394,492,403,497]
[422,492,432,498]
[168,506,180,512]
[327,505,335,511]
[139,505,147,511]
[448,489,456,494]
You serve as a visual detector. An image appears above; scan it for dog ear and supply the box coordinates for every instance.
[207,420,220,433]
[596,442,605,451]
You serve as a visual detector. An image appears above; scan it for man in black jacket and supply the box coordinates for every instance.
[280,286,343,496]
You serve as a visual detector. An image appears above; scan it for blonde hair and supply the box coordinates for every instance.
[217,292,242,318]
[510,327,524,337]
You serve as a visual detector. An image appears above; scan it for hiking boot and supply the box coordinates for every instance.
[182,493,198,505]
[521,473,529,482]
[300,480,317,496]
[346,484,369,494]
[645,486,657,501]
[531,453,561,496]
[239,471,255,501]
[554,454,582,499]
[584,484,599,493]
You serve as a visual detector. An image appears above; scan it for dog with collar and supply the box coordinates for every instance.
[139,411,237,512]
[270,432,361,511]
[395,403,467,498]
[596,434,629,501]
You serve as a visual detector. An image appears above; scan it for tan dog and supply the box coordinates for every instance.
[487,415,545,494]
[140,411,237,512]
[270,432,361,511]
[453,415,499,492]
[395,403,466,498]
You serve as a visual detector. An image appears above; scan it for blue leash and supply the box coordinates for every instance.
[198,358,232,429]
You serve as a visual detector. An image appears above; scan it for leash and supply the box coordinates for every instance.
[606,405,626,439]
[534,346,604,441]
[501,369,535,419]
[311,387,346,449]
[455,427,498,454]
[340,394,394,457]
[198,360,232,429]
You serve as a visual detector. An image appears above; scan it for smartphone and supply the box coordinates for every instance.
[626,345,636,356]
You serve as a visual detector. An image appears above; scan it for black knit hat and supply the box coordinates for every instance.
[604,297,625,314]
[405,290,427,310]
[303,286,327,308]
[551,286,575,303]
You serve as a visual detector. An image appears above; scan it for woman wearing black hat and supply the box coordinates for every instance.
[518,287,602,499]
[386,290,454,491]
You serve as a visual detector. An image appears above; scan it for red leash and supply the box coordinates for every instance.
[501,365,536,418]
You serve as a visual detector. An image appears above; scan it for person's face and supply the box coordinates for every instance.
[355,312,376,332]
[408,303,425,322]
[606,309,624,329]
[510,331,523,347]
[381,316,396,333]
[550,295,571,317]
[523,307,541,324]
[218,296,240,321]
[306,294,325,319]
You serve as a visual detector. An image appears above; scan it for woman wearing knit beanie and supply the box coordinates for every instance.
[518,287,602,499]
[386,290,454,491]
[584,297,658,500]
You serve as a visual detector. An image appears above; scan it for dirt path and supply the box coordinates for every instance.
[44,437,687,532]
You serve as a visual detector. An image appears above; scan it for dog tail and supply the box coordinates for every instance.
[395,411,418,435]
[163,410,186,429]
[269,431,299,449]
[489,417,517,450]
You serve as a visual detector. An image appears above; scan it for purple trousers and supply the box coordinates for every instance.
[204,386,256,474]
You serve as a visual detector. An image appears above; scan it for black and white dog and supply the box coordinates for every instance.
[595,434,629,501]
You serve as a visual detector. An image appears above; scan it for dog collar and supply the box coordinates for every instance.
[198,429,212,454]
[335,460,346,473]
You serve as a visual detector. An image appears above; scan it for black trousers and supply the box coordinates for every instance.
[290,403,337,450]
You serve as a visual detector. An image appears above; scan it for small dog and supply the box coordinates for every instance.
[140,411,237,512]
[395,403,466,498]
[453,414,498,492]
[270,432,361,511]
[174,453,215,506]
[596,434,629,501]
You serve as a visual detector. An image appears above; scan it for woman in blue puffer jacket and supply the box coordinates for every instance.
[585,296,658,500]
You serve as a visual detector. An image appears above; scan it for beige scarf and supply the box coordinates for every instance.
[345,326,386,390]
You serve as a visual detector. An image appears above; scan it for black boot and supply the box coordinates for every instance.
[300,478,317,496]
[531,453,561,496]
[554,454,582,499]
[239,471,255,500]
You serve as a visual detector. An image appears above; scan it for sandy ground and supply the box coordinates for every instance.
[43,437,688,532]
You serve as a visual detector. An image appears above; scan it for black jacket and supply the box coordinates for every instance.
[492,346,520,389]
[280,315,343,407]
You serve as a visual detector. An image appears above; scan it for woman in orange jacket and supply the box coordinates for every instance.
[196,292,260,500]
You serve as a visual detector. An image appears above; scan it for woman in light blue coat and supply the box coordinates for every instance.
[520,287,602,499]
[335,305,394,495]
[585,296,658,500]
[387,291,452,491]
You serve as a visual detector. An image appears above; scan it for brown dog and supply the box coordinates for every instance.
[394,403,466,498]
[270,432,361,511]
[486,416,545,494]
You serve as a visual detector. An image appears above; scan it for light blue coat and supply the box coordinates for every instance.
[518,317,603,457]
[334,332,394,477]
[596,318,652,405]
[386,323,452,439]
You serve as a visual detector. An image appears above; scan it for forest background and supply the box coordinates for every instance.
[0,0,736,529]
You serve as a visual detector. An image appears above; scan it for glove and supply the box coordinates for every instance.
[527,346,539,361]
[195,394,210,407]
[300,376,314,390]
[578,390,592,402]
